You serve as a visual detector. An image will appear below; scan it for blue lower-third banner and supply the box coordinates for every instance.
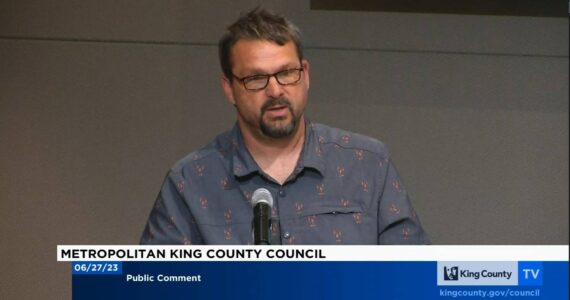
[72,261,568,299]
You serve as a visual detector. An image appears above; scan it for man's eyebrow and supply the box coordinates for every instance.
[241,63,299,77]
[241,68,267,77]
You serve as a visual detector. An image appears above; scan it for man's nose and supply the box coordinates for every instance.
[264,76,284,98]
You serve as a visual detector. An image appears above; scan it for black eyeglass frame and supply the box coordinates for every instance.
[232,67,304,91]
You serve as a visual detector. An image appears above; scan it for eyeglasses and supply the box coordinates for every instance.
[232,67,304,91]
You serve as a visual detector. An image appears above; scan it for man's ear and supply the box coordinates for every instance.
[302,59,310,90]
[221,75,235,106]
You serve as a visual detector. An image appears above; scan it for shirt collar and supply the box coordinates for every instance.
[231,120,326,179]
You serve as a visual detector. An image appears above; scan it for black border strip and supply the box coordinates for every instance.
[311,0,568,18]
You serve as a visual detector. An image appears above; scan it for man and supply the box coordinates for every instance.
[140,8,429,245]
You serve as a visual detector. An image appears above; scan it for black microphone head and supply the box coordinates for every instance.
[251,188,274,208]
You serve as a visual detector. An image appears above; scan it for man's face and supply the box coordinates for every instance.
[222,40,310,139]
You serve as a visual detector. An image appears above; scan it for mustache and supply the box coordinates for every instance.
[261,98,292,114]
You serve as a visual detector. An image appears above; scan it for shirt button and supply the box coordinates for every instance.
[279,190,286,197]
[283,232,291,239]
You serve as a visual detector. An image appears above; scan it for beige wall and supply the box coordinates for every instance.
[0,1,568,298]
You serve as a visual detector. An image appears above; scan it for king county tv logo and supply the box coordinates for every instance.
[438,262,530,286]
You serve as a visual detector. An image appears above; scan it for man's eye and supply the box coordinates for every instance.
[244,75,267,83]
[279,70,295,76]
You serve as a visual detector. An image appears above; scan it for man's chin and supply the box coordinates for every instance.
[260,120,296,139]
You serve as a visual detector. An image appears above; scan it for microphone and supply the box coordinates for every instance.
[251,188,274,245]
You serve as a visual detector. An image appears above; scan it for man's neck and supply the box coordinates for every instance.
[239,118,306,184]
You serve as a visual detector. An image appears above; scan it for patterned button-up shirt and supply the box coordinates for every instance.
[140,121,430,245]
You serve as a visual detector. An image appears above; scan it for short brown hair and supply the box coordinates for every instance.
[218,8,304,80]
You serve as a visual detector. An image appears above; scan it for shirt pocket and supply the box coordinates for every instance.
[299,204,363,217]
[287,204,374,244]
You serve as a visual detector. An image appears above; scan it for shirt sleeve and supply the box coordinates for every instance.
[140,171,204,245]
[377,159,431,244]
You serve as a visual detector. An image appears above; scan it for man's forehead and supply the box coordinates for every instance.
[230,39,299,73]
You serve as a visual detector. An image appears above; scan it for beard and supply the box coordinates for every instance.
[259,97,298,139]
